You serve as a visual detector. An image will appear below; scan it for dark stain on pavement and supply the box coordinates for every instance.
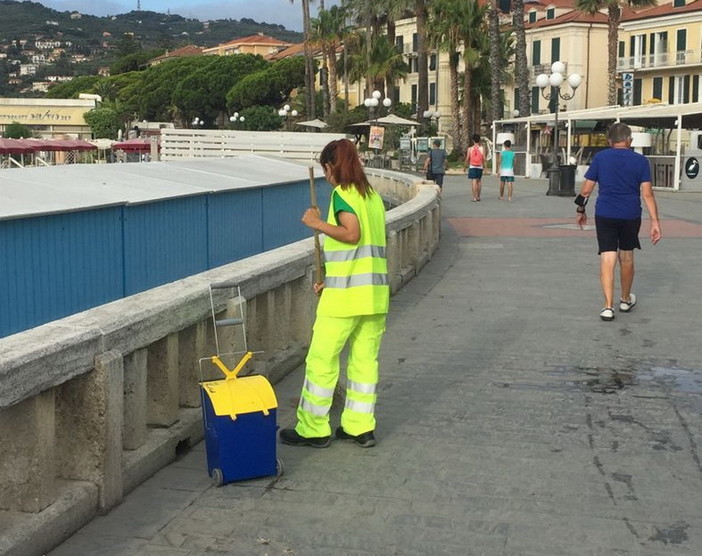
[649,521,690,545]
[586,368,635,393]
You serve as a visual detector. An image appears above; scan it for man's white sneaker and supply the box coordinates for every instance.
[600,308,615,321]
[620,294,637,312]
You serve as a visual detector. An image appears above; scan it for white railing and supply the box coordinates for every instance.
[160,129,347,163]
[618,49,701,71]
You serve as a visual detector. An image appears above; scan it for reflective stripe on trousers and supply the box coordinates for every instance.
[295,313,386,438]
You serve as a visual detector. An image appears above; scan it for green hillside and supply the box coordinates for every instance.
[0,0,302,49]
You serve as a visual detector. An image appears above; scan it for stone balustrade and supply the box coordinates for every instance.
[0,170,440,556]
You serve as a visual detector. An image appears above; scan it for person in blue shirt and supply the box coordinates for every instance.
[575,123,661,321]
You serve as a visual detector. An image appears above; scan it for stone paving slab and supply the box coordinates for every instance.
[49,175,702,556]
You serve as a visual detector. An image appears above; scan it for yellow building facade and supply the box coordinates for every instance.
[309,1,702,136]
[0,98,96,138]
[617,0,702,106]
[202,34,292,57]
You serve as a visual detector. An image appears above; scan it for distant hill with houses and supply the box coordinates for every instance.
[0,0,302,95]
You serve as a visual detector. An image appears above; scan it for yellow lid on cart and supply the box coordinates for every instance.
[202,375,278,420]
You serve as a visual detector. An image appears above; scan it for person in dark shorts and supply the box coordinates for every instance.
[463,133,484,202]
[423,139,447,188]
[575,123,661,321]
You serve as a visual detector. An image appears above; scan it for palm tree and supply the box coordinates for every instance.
[414,0,429,122]
[312,6,349,115]
[513,0,530,117]
[458,0,488,147]
[379,0,412,51]
[368,35,410,96]
[290,0,316,118]
[427,0,464,153]
[575,0,657,106]
[342,0,385,97]
[487,0,502,123]
[474,25,515,131]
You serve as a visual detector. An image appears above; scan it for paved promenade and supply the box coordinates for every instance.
[50,174,702,556]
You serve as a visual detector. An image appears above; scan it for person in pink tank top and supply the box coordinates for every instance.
[463,133,484,202]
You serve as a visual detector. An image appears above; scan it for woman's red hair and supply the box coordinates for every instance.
[319,139,373,197]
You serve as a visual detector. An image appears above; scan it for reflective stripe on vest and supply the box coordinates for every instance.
[325,245,387,263]
[325,273,389,289]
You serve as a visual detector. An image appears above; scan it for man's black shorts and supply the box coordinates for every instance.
[595,215,641,254]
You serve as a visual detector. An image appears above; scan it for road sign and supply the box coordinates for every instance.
[621,72,634,106]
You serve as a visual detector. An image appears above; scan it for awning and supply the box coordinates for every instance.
[295,118,328,129]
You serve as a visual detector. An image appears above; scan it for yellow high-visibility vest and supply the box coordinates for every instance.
[317,185,389,317]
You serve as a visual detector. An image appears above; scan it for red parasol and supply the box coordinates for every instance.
[0,138,37,154]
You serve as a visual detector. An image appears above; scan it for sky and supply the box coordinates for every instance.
[38,0,332,32]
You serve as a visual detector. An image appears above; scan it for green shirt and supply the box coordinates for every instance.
[332,190,356,224]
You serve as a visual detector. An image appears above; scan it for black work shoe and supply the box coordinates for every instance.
[335,426,376,448]
[279,428,330,448]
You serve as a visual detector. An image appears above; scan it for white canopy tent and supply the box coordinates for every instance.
[493,102,702,190]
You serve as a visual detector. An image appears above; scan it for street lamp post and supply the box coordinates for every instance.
[229,112,245,128]
[422,109,441,130]
[536,61,582,196]
[364,90,391,123]
[278,104,298,131]
[363,90,392,167]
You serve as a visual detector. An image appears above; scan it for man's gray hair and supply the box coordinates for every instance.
[608,123,632,143]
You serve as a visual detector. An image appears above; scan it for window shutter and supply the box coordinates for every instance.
[676,29,686,51]
[551,38,560,63]
[531,86,539,113]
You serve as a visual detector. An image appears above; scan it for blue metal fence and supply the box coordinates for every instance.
[0,179,329,338]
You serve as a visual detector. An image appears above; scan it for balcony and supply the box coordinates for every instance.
[529,62,568,80]
[617,49,702,72]
[403,43,417,56]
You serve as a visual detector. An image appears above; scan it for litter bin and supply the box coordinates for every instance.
[200,354,280,485]
[546,165,576,196]
[559,164,576,196]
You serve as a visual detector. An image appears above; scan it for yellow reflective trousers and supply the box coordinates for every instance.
[295,313,386,438]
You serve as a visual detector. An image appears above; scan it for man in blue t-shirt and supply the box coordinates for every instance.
[575,123,661,322]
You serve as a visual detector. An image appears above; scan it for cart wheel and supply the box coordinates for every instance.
[276,457,284,477]
[212,468,224,487]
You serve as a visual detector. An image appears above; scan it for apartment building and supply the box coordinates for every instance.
[618,0,702,105]
[386,1,701,124]
[501,0,611,117]
[202,34,292,57]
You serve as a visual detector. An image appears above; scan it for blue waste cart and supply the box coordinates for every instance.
[200,282,282,486]
[200,352,281,485]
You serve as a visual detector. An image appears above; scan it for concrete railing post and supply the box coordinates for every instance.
[386,230,401,293]
[0,390,55,512]
[123,348,147,450]
[178,321,208,407]
[56,351,124,511]
[147,333,179,427]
